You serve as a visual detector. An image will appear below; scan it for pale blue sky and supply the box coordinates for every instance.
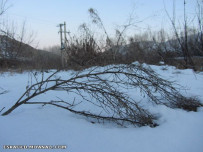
[2,0,197,49]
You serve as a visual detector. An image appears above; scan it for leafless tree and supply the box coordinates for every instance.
[196,0,203,55]
[164,0,199,69]
[0,21,36,60]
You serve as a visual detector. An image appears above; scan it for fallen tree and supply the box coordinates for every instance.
[1,63,202,127]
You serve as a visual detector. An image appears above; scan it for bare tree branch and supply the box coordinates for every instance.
[0,0,9,16]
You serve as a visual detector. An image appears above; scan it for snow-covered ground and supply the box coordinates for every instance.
[0,64,203,152]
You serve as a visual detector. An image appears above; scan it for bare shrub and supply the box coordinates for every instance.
[172,96,202,112]
[63,8,138,68]
[65,28,100,67]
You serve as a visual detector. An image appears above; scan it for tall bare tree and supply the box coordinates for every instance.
[164,0,196,69]
[196,0,203,55]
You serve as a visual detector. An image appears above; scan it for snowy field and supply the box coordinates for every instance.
[0,64,203,152]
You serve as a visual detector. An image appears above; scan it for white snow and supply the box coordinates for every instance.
[0,64,203,152]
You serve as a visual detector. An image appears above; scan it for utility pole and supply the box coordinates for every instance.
[64,22,67,47]
[58,22,68,68]
[59,23,64,50]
